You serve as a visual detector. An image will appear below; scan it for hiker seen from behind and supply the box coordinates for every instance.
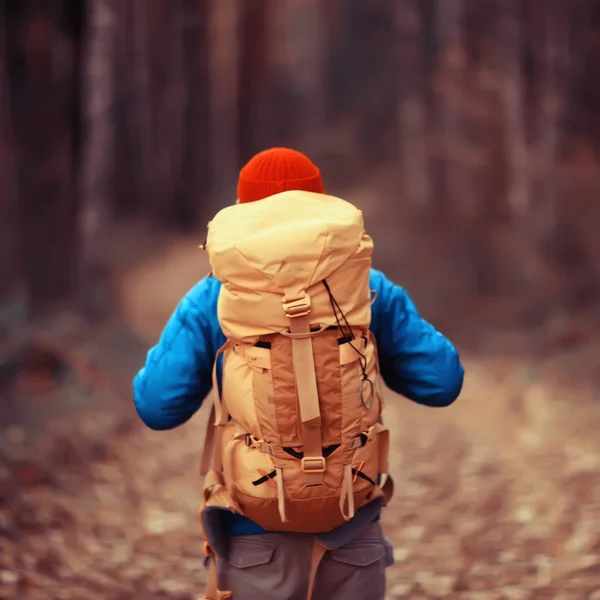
[133,147,465,600]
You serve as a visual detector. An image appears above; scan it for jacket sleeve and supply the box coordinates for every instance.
[370,270,464,407]
[132,279,220,430]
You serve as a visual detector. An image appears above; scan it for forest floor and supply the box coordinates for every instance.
[1,223,600,600]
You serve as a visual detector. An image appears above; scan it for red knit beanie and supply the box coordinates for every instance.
[237,147,325,204]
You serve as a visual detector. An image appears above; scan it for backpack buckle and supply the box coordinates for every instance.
[301,456,326,473]
[282,294,311,318]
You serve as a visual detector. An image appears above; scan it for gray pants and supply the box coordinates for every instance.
[217,521,394,600]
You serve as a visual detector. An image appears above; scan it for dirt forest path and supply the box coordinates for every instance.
[3,227,600,600]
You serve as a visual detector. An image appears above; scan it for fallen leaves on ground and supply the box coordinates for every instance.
[1,343,600,599]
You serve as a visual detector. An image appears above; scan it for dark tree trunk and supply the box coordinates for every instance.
[147,1,185,228]
[5,0,84,317]
[111,0,139,218]
[237,0,271,167]
[0,1,19,300]
[395,0,431,210]
[208,0,239,208]
[130,0,156,217]
[175,0,212,229]
[269,0,327,144]
[78,0,118,322]
[349,0,399,165]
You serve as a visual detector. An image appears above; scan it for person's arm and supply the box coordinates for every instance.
[369,269,464,407]
[132,277,223,430]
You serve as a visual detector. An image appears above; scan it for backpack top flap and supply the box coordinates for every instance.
[206,190,366,298]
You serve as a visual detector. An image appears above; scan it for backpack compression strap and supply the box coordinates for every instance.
[282,292,325,487]
[200,341,231,476]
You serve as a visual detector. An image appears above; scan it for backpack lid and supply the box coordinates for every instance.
[206,190,366,298]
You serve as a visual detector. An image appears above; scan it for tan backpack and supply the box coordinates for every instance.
[198,191,393,599]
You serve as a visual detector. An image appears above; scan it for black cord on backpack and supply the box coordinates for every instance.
[322,279,369,383]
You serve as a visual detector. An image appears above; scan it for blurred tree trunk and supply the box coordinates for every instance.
[131,0,156,216]
[237,0,271,166]
[175,0,212,229]
[395,0,431,210]
[497,0,530,219]
[581,3,600,155]
[323,0,350,120]
[112,0,139,217]
[209,0,239,207]
[0,2,18,300]
[533,3,564,238]
[559,0,596,150]
[428,0,483,303]
[78,0,118,322]
[300,3,328,131]
[349,0,399,165]
[6,1,83,317]
[432,0,472,218]
[494,0,543,295]
[270,0,327,143]
[149,1,185,228]
[461,0,507,296]
[509,1,571,308]
[535,1,599,308]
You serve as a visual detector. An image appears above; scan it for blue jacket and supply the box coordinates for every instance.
[133,268,464,534]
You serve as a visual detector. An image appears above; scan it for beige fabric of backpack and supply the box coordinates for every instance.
[198,190,394,599]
